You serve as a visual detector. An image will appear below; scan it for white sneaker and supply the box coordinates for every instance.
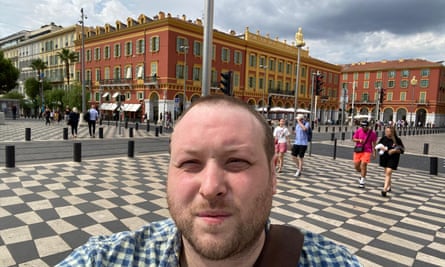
[295,169,301,177]
[359,177,365,188]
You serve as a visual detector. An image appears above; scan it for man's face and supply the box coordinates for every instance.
[167,103,276,260]
[279,119,285,126]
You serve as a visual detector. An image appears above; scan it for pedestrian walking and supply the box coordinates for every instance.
[68,107,80,138]
[44,107,51,126]
[292,114,311,177]
[273,118,290,173]
[352,120,377,188]
[87,104,99,137]
[375,126,405,197]
[57,95,361,267]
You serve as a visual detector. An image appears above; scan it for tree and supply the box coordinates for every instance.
[57,48,78,85]
[0,50,20,93]
[30,58,48,112]
[63,83,83,109]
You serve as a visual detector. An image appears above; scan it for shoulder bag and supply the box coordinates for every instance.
[354,131,370,153]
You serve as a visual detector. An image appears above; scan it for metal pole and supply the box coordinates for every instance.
[80,8,86,113]
[293,46,301,127]
[376,87,381,122]
[351,81,356,126]
[201,0,214,96]
[181,46,188,112]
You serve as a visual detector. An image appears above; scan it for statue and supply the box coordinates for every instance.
[295,27,305,47]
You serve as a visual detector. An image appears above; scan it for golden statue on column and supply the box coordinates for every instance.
[295,27,305,47]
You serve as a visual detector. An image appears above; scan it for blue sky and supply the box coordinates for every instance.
[1,0,445,65]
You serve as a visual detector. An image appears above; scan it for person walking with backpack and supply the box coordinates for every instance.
[352,120,377,188]
[292,114,311,177]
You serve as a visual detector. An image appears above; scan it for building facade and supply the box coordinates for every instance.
[341,59,445,127]
[76,11,341,123]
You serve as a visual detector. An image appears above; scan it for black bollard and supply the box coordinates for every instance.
[63,128,69,140]
[129,127,134,138]
[73,142,81,162]
[25,128,31,141]
[325,126,328,132]
[128,140,135,158]
[135,122,139,131]
[423,143,429,155]
[146,121,150,132]
[5,145,15,168]
[155,127,159,137]
[99,127,104,139]
[430,157,438,175]
[318,127,321,132]
[125,121,128,129]
[341,132,345,141]
[333,138,337,160]
[160,125,163,134]
[331,132,335,141]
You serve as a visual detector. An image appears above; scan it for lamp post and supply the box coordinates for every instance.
[79,8,87,113]
[259,64,268,116]
[410,76,418,127]
[351,80,356,126]
[180,45,188,113]
[293,27,305,127]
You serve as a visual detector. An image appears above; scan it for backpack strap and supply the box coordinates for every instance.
[253,225,304,267]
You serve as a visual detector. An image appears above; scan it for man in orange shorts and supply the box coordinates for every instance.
[352,120,377,188]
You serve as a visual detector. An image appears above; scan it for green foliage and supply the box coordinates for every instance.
[63,83,83,109]
[0,50,20,93]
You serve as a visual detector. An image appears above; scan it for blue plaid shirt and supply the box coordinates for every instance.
[57,219,361,267]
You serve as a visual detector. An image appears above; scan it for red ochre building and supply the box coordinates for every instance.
[76,11,341,123]
[341,59,445,127]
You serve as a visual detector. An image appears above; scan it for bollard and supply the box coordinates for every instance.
[160,125,163,134]
[135,122,139,131]
[63,128,69,140]
[125,121,128,129]
[423,143,429,155]
[5,145,15,168]
[341,132,345,141]
[318,127,321,132]
[128,140,135,158]
[25,128,31,141]
[73,142,81,162]
[155,127,159,137]
[108,120,110,126]
[333,138,337,160]
[325,126,328,132]
[129,127,134,138]
[331,132,335,141]
[430,157,438,175]
[99,119,102,125]
[99,127,104,139]
[146,121,150,132]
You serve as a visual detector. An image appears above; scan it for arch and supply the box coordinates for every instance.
[382,107,393,122]
[396,108,407,122]
[148,92,160,122]
[416,108,427,127]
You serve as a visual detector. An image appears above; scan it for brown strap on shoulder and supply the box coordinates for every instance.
[253,224,304,267]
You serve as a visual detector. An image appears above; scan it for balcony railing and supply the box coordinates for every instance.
[268,88,294,96]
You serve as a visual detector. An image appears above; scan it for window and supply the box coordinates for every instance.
[400,80,408,88]
[259,77,264,89]
[136,65,144,79]
[114,43,121,58]
[286,63,292,75]
[176,64,187,79]
[136,39,145,54]
[94,48,100,60]
[248,76,256,88]
[193,41,202,56]
[259,57,266,67]
[221,47,230,63]
[363,81,369,89]
[86,49,91,62]
[269,59,275,71]
[361,93,369,102]
[150,36,160,52]
[211,70,217,84]
[104,46,110,59]
[421,68,430,77]
[387,80,395,88]
[400,92,406,101]
[150,62,158,76]
[95,68,101,81]
[353,72,358,80]
[387,92,393,101]
[86,70,91,82]
[125,66,132,79]
[342,73,348,80]
[419,92,426,103]
[176,37,188,52]
[401,70,409,78]
[234,51,242,65]
[420,79,429,88]
[193,66,201,81]
[125,41,133,56]
[126,92,131,100]
[104,67,110,80]
[212,45,216,60]
[277,61,283,73]
[233,72,240,88]
[374,81,383,88]
[137,92,144,100]
[388,70,396,78]
[114,66,121,80]
[249,54,257,67]
[376,71,382,79]
[364,72,370,80]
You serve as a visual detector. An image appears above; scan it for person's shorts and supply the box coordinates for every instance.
[275,143,288,153]
[291,145,307,158]
[353,152,372,163]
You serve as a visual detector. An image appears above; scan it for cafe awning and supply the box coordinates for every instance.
[122,104,141,112]
[99,103,118,111]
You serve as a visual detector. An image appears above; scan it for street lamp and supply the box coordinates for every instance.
[259,64,268,116]
[180,45,188,113]
[293,27,305,126]
[79,8,87,113]
[410,75,418,127]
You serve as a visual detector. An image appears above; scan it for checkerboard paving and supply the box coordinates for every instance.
[0,153,444,266]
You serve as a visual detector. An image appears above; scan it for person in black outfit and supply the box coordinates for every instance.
[375,126,405,197]
[69,107,80,138]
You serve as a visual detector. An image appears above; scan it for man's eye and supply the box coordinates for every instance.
[180,161,202,172]
[226,159,251,171]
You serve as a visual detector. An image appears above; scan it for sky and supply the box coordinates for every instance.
[1,0,445,65]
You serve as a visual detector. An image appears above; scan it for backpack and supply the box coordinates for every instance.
[307,125,312,142]
[83,110,90,121]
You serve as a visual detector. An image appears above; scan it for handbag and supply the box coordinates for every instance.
[354,131,370,153]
